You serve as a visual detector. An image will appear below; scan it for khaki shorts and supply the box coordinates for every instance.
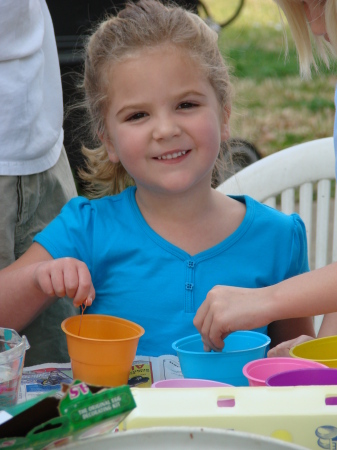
[0,146,78,268]
[0,147,79,366]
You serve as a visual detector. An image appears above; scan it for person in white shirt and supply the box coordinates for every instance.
[0,0,78,365]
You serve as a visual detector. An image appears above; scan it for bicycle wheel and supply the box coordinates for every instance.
[198,0,244,29]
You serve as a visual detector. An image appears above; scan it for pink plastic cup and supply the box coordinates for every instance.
[243,357,326,387]
[151,378,235,407]
[151,378,232,388]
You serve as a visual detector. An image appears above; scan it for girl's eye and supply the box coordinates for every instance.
[126,112,147,121]
[178,102,198,110]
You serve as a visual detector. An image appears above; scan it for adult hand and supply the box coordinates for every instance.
[193,285,270,352]
[33,257,95,307]
[267,334,314,357]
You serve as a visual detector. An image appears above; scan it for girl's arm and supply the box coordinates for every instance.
[260,311,337,358]
[194,262,337,351]
[317,312,337,337]
[0,242,95,331]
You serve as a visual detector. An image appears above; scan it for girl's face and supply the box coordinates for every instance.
[102,45,229,198]
[301,0,328,40]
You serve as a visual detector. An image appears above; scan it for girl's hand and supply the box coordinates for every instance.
[267,335,315,358]
[33,257,95,307]
[193,285,269,352]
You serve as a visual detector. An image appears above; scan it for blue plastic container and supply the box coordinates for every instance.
[172,331,271,386]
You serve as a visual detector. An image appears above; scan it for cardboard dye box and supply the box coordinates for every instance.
[0,381,136,449]
[120,386,337,450]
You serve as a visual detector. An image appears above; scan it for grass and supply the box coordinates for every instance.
[203,0,336,157]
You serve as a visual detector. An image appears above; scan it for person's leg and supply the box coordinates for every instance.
[15,146,78,259]
[15,147,79,366]
[0,176,19,269]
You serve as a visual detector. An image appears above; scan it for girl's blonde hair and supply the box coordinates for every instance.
[79,0,233,197]
[274,0,337,78]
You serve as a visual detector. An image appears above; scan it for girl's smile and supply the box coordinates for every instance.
[102,44,229,198]
[154,149,190,161]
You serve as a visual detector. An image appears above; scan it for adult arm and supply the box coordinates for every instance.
[194,262,337,351]
[0,0,43,61]
[0,242,95,331]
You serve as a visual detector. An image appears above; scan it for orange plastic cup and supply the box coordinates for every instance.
[61,314,144,387]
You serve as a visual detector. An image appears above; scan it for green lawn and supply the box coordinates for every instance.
[205,0,336,156]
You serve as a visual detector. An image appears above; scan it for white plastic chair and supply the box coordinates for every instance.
[217,137,336,334]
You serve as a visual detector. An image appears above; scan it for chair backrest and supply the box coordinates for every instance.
[217,137,336,334]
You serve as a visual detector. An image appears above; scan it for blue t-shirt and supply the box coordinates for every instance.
[34,187,309,356]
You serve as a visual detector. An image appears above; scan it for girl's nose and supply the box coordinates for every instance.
[152,116,181,141]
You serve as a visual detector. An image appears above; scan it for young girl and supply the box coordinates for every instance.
[0,0,314,360]
[194,0,337,355]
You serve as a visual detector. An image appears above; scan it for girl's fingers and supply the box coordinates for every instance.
[50,268,67,298]
[85,295,94,306]
[201,337,212,352]
[199,309,214,351]
[73,289,95,308]
[195,304,224,352]
[194,302,213,351]
[267,337,297,358]
[193,300,208,330]
[72,264,95,307]
[268,335,315,358]
[208,325,225,352]
[34,258,95,307]
[63,262,81,299]
[208,308,230,350]
[37,273,56,298]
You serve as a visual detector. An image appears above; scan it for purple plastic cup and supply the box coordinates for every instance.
[243,357,326,387]
[266,368,337,387]
[151,378,232,388]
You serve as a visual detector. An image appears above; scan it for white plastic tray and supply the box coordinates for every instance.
[120,386,337,449]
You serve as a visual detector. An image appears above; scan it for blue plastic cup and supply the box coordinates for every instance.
[172,331,271,386]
